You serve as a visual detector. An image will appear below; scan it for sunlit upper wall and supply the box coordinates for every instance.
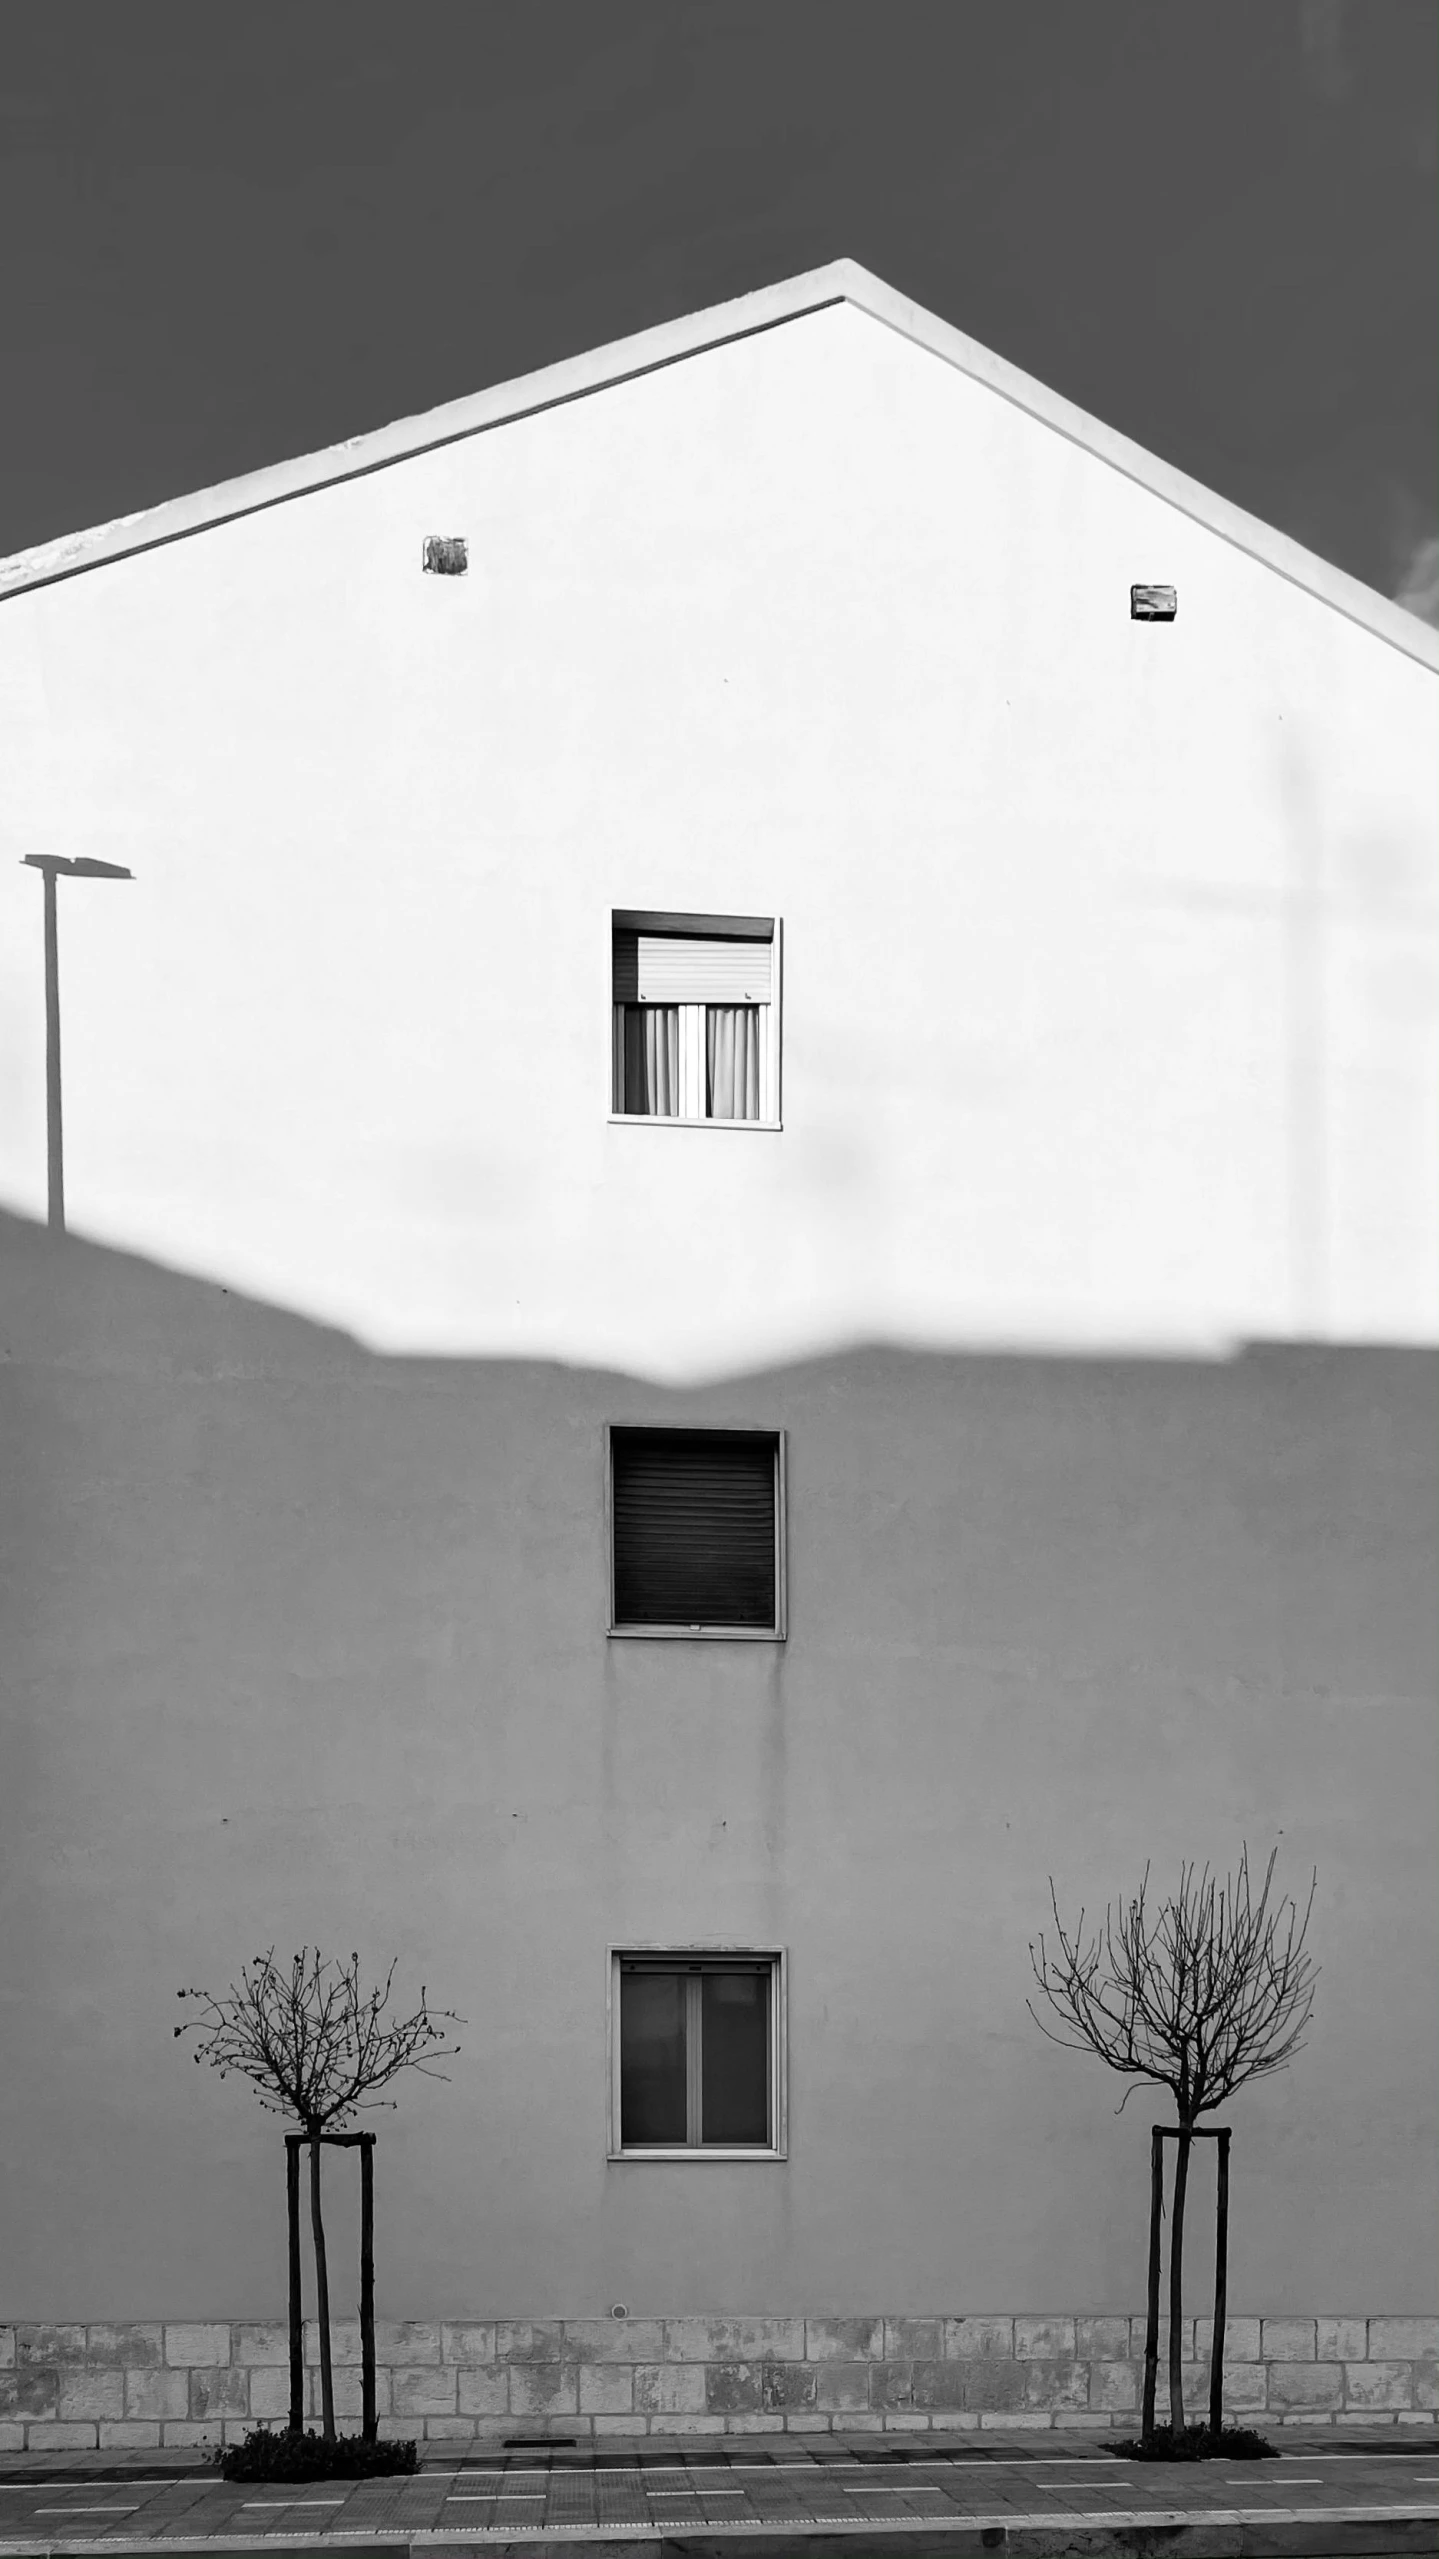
[0,298,1434,1374]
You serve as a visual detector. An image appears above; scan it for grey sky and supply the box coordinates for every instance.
[0,0,1434,616]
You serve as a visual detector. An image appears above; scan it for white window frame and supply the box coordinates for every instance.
[605,1423,787,1643]
[606,1945,788,2162]
[608,910,783,1130]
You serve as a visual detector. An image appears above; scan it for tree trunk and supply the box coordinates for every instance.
[1168,2125,1193,2436]
[308,2130,336,2441]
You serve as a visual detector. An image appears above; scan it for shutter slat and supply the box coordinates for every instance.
[612,1432,777,1628]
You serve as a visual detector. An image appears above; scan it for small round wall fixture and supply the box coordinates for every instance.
[423,535,468,574]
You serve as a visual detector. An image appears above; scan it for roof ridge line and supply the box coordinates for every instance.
[1,255,1435,670]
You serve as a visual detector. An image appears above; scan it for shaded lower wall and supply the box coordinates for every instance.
[1,1212,1436,2333]
[3,2315,1438,2451]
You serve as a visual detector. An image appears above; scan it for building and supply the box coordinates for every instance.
[1,261,1435,2450]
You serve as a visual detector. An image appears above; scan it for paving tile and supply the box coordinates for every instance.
[0,2428,1437,2555]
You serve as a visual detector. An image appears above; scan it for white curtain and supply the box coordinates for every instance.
[616,1001,762,1118]
[705,1005,761,1120]
[619,1005,680,1114]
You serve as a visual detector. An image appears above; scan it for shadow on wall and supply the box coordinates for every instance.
[1,1207,1436,2316]
[3,1200,1435,1707]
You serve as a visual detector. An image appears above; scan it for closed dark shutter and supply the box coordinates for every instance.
[611,1430,778,1629]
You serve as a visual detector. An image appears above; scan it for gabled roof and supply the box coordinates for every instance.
[2,258,1435,670]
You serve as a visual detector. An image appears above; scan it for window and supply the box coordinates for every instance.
[611,911,780,1124]
[608,1950,786,2158]
[608,1426,786,1640]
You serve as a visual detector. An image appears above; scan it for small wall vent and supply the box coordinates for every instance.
[423,536,468,575]
[1131,583,1177,620]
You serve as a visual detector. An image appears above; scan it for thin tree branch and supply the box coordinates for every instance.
[175,1948,465,2129]
[1027,1844,1319,2125]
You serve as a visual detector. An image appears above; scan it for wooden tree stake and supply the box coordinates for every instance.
[286,2138,303,2433]
[1142,2126,1163,2442]
[360,2135,377,2442]
[1210,2127,1231,2441]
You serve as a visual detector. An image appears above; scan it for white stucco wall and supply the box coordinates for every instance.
[1,297,1434,1376]
[3,1227,1436,2320]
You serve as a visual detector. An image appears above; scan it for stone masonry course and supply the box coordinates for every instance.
[0,2316,1435,2449]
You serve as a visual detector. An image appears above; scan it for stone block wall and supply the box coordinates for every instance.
[1,2316,1435,2449]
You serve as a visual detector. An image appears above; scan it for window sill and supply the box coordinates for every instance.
[607,1114,783,1132]
[607,2146,787,2163]
[608,1625,785,1643]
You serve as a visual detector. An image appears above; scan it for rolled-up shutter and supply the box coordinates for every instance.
[611,1429,778,1629]
[613,929,772,1005]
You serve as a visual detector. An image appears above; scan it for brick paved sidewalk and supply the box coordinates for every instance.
[0,2429,1437,2557]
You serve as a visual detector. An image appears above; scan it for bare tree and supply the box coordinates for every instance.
[176,1949,463,2441]
[1027,1845,1317,2444]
